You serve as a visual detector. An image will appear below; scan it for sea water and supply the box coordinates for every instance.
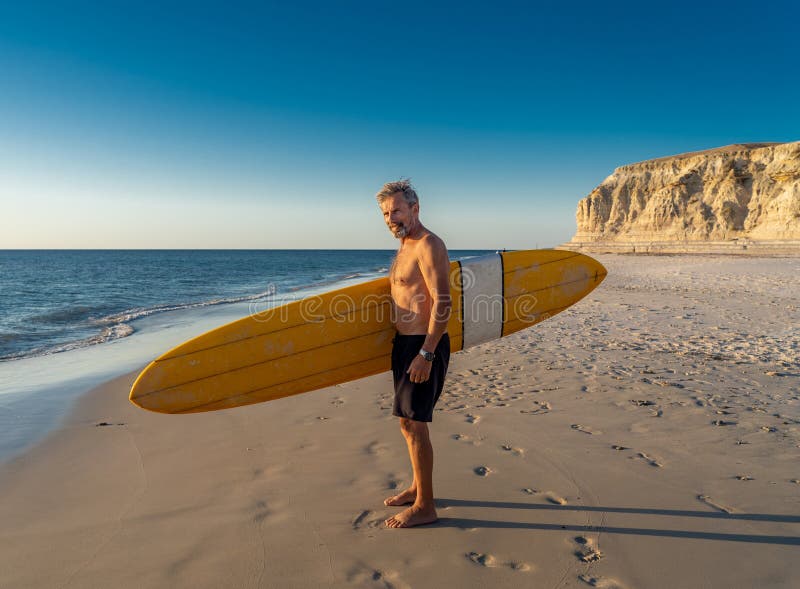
[0,249,488,461]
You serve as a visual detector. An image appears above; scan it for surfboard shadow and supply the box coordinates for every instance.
[432,498,800,546]
[435,498,800,523]
[431,519,800,546]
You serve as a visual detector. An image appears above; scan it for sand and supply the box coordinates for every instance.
[1,254,798,588]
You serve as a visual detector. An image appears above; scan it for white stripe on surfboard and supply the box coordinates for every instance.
[461,253,504,348]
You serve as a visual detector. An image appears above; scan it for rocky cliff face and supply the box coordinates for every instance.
[569,142,800,245]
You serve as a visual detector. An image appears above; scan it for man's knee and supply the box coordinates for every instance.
[399,417,428,438]
[399,417,413,435]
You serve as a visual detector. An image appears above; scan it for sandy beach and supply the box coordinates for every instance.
[1,253,798,589]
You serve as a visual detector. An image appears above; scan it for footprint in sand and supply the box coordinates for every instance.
[522,487,567,505]
[346,565,410,589]
[501,444,524,456]
[466,552,496,567]
[571,424,601,435]
[578,574,626,588]
[542,491,567,505]
[351,510,386,530]
[365,441,388,455]
[611,444,631,451]
[532,386,560,393]
[473,466,492,477]
[465,552,531,571]
[697,494,738,514]
[252,500,270,524]
[385,473,402,490]
[446,403,470,411]
[574,536,603,562]
[352,510,372,530]
[520,400,551,415]
[634,451,663,468]
[452,433,483,446]
[735,474,755,481]
[465,414,481,424]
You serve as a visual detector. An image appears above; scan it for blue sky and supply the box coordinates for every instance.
[1,0,796,249]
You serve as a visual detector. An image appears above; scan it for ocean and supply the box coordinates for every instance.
[0,249,489,460]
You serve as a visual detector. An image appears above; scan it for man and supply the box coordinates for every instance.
[375,179,452,529]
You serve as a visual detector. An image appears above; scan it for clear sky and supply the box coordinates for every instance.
[1,0,797,249]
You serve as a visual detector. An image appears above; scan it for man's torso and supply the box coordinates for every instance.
[390,235,434,335]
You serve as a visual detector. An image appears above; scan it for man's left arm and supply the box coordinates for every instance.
[419,235,451,352]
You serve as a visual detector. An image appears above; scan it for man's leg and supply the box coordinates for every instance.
[384,422,418,506]
[385,418,438,528]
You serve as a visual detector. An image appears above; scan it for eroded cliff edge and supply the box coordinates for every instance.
[561,141,800,254]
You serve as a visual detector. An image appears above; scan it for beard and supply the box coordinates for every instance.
[389,223,408,238]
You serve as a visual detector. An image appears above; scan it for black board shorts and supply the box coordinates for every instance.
[391,333,450,422]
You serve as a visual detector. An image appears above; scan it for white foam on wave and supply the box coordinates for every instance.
[2,269,389,363]
[93,285,280,326]
[1,323,136,361]
[1,286,287,362]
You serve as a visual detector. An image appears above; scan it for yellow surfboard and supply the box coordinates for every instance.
[129,250,606,413]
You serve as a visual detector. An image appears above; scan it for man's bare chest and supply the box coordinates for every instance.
[390,251,421,286]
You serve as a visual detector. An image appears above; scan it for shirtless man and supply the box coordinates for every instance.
[375,179,452,529]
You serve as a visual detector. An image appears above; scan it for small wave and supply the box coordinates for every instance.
[0,332,20,345]
[286,271,374,292]
[2,270,385,362]
[0,322,135,361]
[29,305,96,325]
[91,286,280,326]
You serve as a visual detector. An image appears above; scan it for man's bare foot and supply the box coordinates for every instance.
[384,488,416,506]
[385,504,438,528]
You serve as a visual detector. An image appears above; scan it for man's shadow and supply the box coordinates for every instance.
[433,498,800,546]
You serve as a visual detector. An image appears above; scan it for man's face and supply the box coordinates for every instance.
[380,193,418,239]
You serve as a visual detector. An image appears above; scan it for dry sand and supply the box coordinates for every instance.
[1,254,798,589]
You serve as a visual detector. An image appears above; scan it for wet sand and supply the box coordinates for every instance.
[1,254,798,588]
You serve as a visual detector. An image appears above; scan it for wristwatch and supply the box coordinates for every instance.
[418,348,435,362]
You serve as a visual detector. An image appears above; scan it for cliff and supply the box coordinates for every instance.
[563,141,800,253]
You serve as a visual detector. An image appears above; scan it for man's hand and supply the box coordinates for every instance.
[407,354,432,384]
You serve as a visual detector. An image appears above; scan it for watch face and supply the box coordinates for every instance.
[421,350,434,361]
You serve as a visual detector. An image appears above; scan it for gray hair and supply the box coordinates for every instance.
[375,179,419,206]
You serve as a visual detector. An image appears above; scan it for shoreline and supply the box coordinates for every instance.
[2,254,798,588]
[0,259,425,463]
[558,240,800,256]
